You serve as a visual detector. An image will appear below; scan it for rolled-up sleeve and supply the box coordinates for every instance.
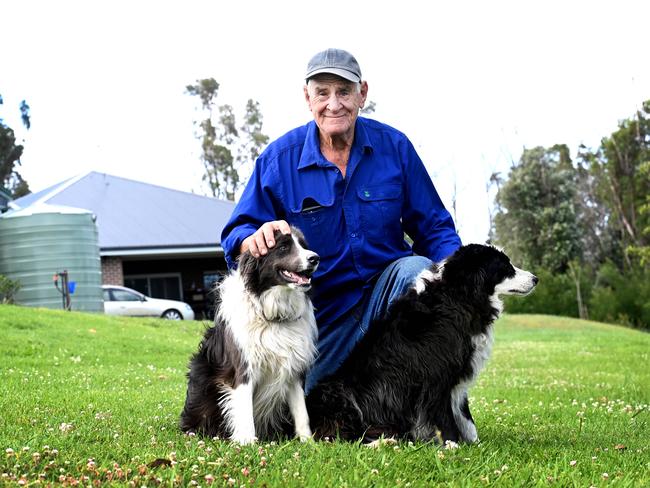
[220,158,281,269]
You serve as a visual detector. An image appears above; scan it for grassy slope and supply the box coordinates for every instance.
[0,305,648,487]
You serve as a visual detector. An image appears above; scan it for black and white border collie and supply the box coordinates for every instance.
[180,227,319,444]
[307,244,537,444]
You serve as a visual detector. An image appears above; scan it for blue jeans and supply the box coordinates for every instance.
[305,255,433,393]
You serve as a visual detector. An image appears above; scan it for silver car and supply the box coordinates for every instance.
[102,285,195,320]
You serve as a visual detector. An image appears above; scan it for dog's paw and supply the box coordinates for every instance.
[296,427,313,443]
[364,437,398,449]
[231,434,257,445]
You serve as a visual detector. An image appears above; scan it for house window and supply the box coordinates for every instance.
[201,271,225,321]
[124,273,183,301]
[125,277,149,295]
[203,271,225,292]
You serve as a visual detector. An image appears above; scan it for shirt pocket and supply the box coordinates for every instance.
[287,197,342,259]
[357,184,403,238]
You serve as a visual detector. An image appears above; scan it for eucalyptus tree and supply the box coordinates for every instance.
[186,79,269,201]
[578,100,650,268]
[0,95,31,197]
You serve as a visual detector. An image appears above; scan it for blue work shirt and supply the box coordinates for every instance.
[221,117,461,332]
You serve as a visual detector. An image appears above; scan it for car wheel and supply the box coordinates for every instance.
[162,309,183,320]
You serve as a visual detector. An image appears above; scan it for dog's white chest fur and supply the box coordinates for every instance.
[218,273,317,374]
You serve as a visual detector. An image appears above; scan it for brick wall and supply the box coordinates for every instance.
[101,257,124,285]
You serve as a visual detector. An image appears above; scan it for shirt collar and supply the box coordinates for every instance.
[298,118,374,170]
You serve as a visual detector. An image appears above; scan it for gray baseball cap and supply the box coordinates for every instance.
[305,48,362,83]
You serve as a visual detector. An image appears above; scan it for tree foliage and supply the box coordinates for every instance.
[578,101,650,267]
[360,101,376,115]
[186,79,269,201]
[492,100,650,329]
[627,161,650,266]
[494,144,581,272]
[0,95,31,198]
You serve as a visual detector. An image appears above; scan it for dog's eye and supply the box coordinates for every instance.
[277,245,288,252]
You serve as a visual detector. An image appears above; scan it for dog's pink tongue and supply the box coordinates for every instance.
[288,271,310,285]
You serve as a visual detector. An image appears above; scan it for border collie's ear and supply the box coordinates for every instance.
[444,245,488,293]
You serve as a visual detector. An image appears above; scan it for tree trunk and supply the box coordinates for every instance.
[568,261,588,320]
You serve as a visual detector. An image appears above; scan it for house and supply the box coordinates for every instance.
[9,172,236,318]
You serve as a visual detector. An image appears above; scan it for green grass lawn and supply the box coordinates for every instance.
[0,305,648,487]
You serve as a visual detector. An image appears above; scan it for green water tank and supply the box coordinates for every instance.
[0,203,104,312]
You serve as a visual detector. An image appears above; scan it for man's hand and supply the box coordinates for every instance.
[240,220,291,258]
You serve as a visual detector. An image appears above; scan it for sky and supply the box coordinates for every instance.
[3,0,649,244]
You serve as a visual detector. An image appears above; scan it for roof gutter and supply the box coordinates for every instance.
[101,245,224,258]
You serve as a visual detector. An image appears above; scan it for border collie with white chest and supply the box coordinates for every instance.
[307,244,537,443]
[180,227,319,444]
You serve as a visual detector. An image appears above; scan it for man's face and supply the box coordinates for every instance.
[304,75,368,140]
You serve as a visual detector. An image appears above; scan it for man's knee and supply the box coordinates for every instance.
[379,255,435,298]
[391,255,434,284]
[363,255,434,327]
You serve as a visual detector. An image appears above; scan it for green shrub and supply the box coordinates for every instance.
[504,263,650,330]
[0,274,21,304]
[588,262,650,330]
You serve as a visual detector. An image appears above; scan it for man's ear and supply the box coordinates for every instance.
[304,84,312,109]
[359,81,369,105]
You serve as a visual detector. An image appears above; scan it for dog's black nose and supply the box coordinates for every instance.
[532,275,539,285]
[308,254,320,266]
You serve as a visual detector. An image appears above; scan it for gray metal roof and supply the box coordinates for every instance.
[10,172,236,254]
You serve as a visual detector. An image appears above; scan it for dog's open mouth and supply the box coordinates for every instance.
[280,269,313,287]
[507,286,535,295]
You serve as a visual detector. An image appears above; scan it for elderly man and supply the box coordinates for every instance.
[221,48,461,391]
